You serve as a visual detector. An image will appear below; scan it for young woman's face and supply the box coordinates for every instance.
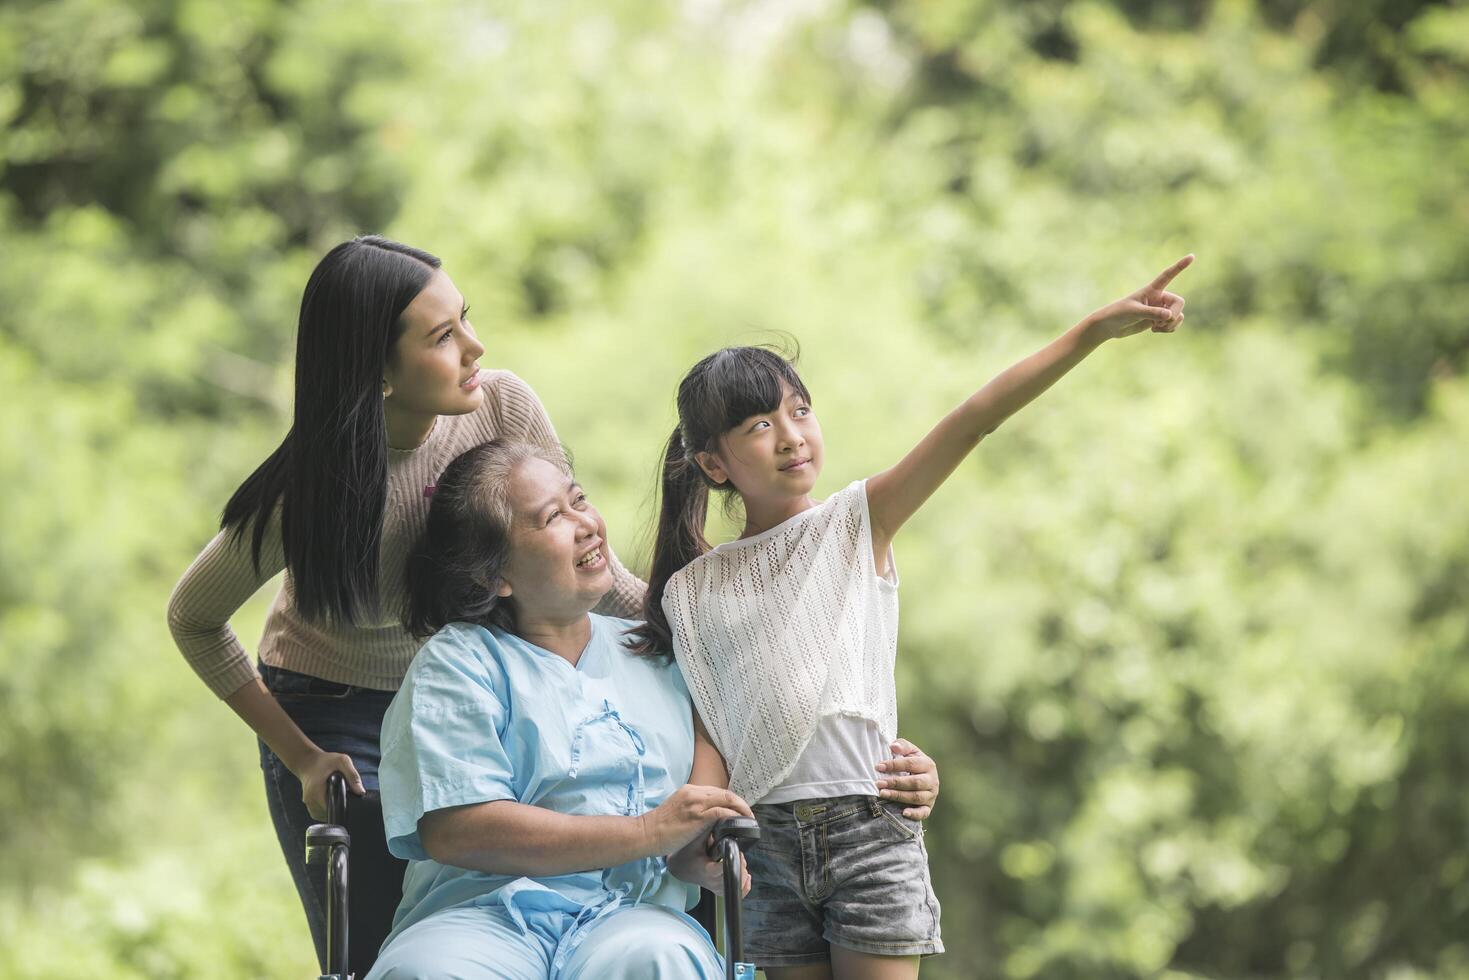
[699,385,824,504]
[497,456,613,622]
[383,269,486,417]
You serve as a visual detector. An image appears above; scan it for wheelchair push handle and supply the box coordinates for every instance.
[326,768,349,825]
[306,771,353,979]
[707,816,760,980]
[706,816,760,856]
[306,771,352,853]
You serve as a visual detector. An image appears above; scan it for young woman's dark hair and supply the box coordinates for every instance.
[221,235,441,625]
[628,345,810,656]
[404,440,573,639]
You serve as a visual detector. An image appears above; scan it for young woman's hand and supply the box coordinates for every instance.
[876,738,941,820]
[1083,254,1193,342]
[295,749,366,821]
[642,784,754,856]
[668,832,753,896]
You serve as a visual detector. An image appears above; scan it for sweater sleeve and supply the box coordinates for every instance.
[166,515,285,699]
[593,548,648,619]
[492,370,648,615]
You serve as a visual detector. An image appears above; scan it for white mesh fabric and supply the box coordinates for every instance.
[664,480,899,804]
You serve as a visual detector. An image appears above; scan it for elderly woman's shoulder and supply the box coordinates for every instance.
[596,614,684,674]
[596,613,655,649]
[402,622,508,691]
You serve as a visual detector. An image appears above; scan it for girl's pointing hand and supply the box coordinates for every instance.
[1084,254,1194,341]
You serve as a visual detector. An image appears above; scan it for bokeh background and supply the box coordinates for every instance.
[3,0,1468,977]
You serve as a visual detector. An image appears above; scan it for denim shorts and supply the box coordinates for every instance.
[742,794,943,966]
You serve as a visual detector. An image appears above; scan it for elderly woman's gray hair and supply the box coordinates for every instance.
[403,440,572,638]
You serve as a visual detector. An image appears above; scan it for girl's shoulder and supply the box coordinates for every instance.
[704,479,868,558]
[664,480,870,602]
[664,546,721,600]
[826,478,868,514]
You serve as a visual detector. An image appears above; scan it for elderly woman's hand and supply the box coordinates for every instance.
[668,832,752,897]
[875,738,940,820]
[642,784,754,856]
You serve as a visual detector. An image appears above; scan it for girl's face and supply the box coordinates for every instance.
[698,385,824,505]
[496,456,613,622]
[383,269,487,418]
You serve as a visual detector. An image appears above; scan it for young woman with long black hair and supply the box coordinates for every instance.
[165,236,645,970]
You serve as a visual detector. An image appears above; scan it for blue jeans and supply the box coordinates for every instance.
[258,663,397,972]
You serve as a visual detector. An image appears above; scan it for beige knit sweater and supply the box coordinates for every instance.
[167,370,646,698]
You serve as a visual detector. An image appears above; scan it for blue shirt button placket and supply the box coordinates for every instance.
[554,702,658,974]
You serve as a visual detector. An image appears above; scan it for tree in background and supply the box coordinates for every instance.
[1,1,1465,976]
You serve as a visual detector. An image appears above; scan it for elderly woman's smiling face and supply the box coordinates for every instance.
[494,455,614,622]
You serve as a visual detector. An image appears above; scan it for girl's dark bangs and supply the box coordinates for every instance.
[708,349,810,430]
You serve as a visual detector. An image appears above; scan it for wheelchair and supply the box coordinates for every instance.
[306,771,761,980]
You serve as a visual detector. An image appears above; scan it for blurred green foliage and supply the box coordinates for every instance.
[1,0,1466,977]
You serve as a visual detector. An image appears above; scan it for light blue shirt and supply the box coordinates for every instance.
[378,614,698,947]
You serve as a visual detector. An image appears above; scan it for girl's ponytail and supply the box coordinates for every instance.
[628,426,711,657]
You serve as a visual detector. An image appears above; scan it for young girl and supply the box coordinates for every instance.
[632,255,1193,979]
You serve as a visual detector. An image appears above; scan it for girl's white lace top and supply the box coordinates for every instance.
[663,479,899,804]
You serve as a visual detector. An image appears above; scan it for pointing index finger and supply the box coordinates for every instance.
[1149,253,1195,290]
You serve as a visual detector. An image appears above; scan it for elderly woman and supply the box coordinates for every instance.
[367,441,941,978]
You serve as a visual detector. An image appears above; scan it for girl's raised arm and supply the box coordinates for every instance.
[866,255,1193,560]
